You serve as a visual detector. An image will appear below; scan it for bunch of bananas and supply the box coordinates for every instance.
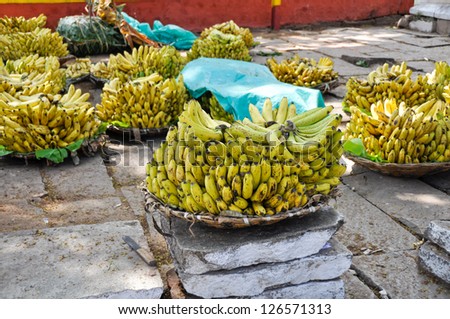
[344,97,450,163]
[343,62,434,112]
[65,58,91,80]
[0,14,47,33]
[146,98,345,216]
[199,20,255,48]
[187,29,252,62]
[0,28,69,60]
[0,54,60,75]
[96,73,187,129]
[267,55,338,88]
[0,69,66,97]
[0,85,100,153]
[199,94,235,123]
[92,45,186,82]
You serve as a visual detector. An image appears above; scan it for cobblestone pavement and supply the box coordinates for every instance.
[1,20,450,299]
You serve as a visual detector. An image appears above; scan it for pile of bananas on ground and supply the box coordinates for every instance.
[96,73,187,129]
[199,94,235,123]
[0,55,65,97]
[146,98,345,216]
[0,54,60,75]
[0,85,100,153]
[65,58,91,80]
[187,29,252,62]
[0,14,47,33]
[199,20,255,48]
[344,97,450,163]
[91,45,186,82]
[343,62,435,112]
[267,55,339,88]
[0,18,68,60]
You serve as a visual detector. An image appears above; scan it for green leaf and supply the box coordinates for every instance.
[344,138,385,163]
[35,148,68,164]
[110,120,130,128]
[0,145,13,157]
[97,122,108,134]
[343,138,366,157]
[66,139,84,152]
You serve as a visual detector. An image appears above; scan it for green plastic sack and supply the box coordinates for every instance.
[181,58,326,120]
[122,12,197,50]
[56,15,127,57]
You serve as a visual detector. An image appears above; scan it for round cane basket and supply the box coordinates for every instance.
[107,125,169,139]
[346,153,450,178]
[143,187,333,229]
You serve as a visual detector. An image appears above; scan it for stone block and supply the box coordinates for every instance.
[0,166,45,200]
[252,279,345,299]
[425,220,450,254]
[157,206,344,274]
[0,220,163,299]
[437,19,450,35]
[179,239,351,298]
[419,241,450,284]
[409,19,437,33]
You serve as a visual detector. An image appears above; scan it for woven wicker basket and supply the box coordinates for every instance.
[107,125,169,141]
[346,153,450,178]
[143,188,334,229]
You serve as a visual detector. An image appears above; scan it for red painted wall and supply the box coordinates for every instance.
[279,0,414,26]
[0,0,413,31]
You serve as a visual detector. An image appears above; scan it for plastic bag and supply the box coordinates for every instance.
[181,58,326,120]
[122,12,197,50]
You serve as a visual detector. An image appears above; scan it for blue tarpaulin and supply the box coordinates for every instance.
[122,12,197,50]
[181,58,325,120]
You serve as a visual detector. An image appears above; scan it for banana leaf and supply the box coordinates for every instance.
[56,15,127,57]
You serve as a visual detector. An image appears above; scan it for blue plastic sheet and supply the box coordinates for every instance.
[122,12,197,50]
[181,58,325,120]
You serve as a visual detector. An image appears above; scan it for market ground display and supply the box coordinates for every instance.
[1,14,450,299]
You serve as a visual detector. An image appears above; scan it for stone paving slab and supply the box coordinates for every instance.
[419,242,450,284]
[0,220,163,299]
[425,220,450,254]
[334,184,418,254]
[158,206,344,274]
[41,197,135,227]
[0,200,46,232]
[42,156,116,200]
[353,250,450,298]
[342,171,450,236]
[0,165,45,200]
[341,269,377,299]
[421,170,450,194]
[105,141,153,187]
[178,239,351,298]
[121,186,147,217]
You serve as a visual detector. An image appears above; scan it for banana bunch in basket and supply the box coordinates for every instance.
[146,98,345,216]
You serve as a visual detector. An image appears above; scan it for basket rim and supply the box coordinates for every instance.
[143,187,333,228]
[107,124,170,136]
[345,153,450,177]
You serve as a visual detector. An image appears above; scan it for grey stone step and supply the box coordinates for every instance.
[425,220,450,254]
[154,206,344,274]
[178,239,351,298]
[0,220,163,299]
[419,241,450,285]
